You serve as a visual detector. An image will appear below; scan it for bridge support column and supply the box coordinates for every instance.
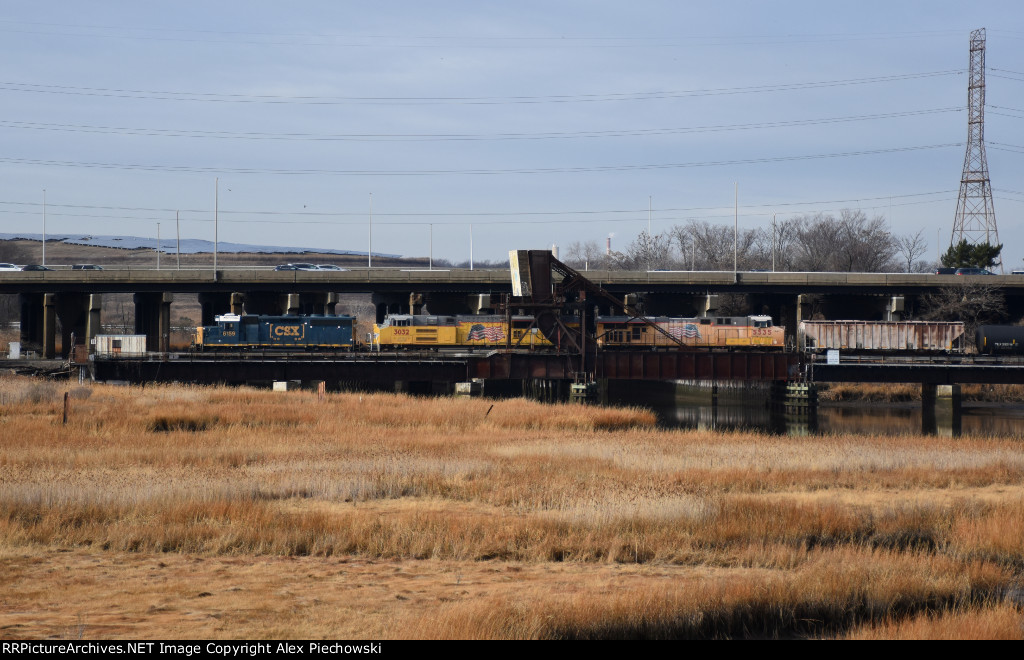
[42,294,56,358]
[198,293,233,325]
[231,292,245,315]
[55,293,96,358]
[86,294,102,353]
[242,292,279,316]
[19,293,55,357]
[885,296,905,322]
[297,292,337,316]
[134,292,173,353]
[922,384,961,436]
[696,294,719,318]
[284,293,300,315]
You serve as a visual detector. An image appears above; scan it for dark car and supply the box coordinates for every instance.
[935,267,957,275]
[275,263,319,271]
[72,264,103,270]
[21,264,52,271]
[274,264,300,271]
[954,267,994,275]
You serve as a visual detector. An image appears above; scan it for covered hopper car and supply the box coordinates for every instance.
[195,314,356,350]
[799,320,965,353]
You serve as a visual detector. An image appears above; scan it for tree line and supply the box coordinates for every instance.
[563,209,1002,273]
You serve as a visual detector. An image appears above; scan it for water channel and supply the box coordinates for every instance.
[605,380,1024,436]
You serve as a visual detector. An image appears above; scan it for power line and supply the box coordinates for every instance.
[0,20,970,47]
[0,70,963,106]
[0,108,961,143]
[0,143,963,177]
[0,190,957,226]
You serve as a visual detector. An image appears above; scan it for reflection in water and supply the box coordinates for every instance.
[651,400,1024,436]
[613,380,1024,436]
[818,402,1024,437]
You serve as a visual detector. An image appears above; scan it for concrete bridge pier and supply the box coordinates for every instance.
[298,292,337,316]
[372,292,414,321]
[922,384,962,436]
[134,292,173,353]
[53,293,101,357]
[697,294,719,318]
[18,293,51,356]
[198,292,232,325]
[885,296,905,322]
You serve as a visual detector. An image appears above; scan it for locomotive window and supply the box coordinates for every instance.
[700,318,712,325]
[632,327,642,340]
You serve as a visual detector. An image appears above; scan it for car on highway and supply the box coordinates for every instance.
[954,267,995,275]
[0,263,21,271]
[315,264,347,271]
[21,264,52,271]
[274,263,319,271]
[935,267,957,275]
[72,264,103,270]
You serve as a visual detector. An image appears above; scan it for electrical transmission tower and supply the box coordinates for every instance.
[952,28,1000,268]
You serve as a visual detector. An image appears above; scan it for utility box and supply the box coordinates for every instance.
[8,341,19,359]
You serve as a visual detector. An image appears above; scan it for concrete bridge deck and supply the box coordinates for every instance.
[3,268,1023,295]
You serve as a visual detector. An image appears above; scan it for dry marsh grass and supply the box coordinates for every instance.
[1,374,1022,639]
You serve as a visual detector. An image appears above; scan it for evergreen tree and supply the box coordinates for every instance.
[940,240,1002,269]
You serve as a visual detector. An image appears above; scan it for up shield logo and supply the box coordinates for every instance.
[271,324,305,340]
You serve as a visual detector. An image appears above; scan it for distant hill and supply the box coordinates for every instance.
[0,233,400,258]
[0,234,421,269]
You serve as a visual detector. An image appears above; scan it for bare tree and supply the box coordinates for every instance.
[789,210,897,272]
[563,240,607,270]
[921,282,1007,349]
[895,229,929,273]
[608,231,674,271]
[667,220,759,271]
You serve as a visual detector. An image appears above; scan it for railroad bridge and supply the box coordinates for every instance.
[4,267,1024,358]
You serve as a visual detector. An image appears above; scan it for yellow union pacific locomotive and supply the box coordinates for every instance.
[596,314,784,349]
[373,314,561,349]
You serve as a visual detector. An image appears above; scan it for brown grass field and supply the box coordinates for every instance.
[1,374,1022,640]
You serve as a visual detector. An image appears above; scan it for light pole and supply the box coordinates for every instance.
[176,211,181,270]
[42,189,46,267]
[214,178,219,280]
[429,223,433,270]
[772,213,776,273]
[368,193,373,269]
[733,183,738,278]
[156,222,161,270]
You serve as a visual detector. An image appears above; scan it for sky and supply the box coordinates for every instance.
[1,1,1023,267]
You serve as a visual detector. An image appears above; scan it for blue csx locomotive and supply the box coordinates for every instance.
[195,314,356,350]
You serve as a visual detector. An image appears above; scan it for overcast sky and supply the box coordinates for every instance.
[1,2,1022,267]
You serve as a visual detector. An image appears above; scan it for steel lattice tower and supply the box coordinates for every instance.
[952,28,1000,262]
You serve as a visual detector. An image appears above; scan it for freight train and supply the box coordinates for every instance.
[195,313,1016,357]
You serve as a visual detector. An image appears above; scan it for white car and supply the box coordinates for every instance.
[316,264,348,271]
[0,263,21,271]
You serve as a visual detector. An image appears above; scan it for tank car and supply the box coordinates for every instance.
[976,325,1024,355]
